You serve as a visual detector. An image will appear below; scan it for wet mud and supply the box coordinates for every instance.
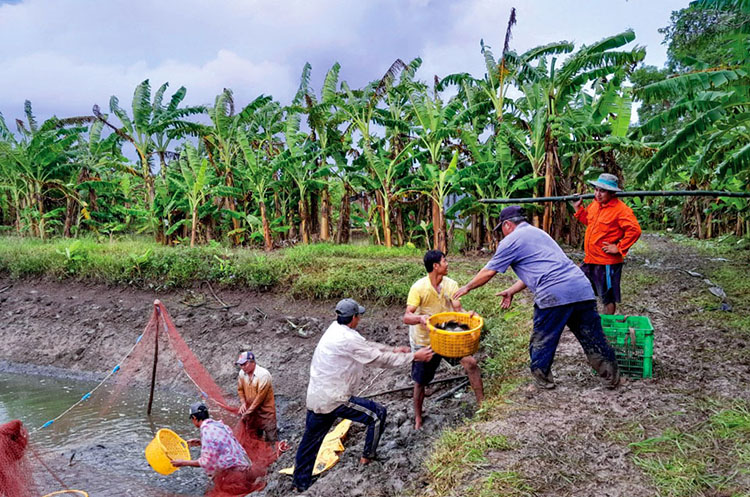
[0,274,477,496]
[0,233,748,496]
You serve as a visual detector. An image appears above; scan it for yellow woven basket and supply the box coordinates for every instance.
[145,428,191,475]
[427,312,483,358]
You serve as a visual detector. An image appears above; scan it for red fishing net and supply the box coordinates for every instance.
[0,420,36,497]
[101,300,278,496]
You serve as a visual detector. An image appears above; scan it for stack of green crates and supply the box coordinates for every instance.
[600,315,654,378]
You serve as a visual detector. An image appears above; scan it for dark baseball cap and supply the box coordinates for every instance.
[335,298,365,318]
[235,351,255,365]
[494,205,526,231]
[189,402,208,419]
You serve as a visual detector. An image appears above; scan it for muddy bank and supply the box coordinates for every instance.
[0,276,479,496]
[457,234,750,496]
[1,233,748,496]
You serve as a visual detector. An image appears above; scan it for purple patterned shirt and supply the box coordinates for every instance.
[198,419,250,476]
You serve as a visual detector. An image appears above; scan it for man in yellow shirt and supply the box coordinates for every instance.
[403,250,484,429]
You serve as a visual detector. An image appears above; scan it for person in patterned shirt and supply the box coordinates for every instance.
[172,402,265,495]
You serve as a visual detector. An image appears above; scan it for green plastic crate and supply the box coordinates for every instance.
[601,315,654,378]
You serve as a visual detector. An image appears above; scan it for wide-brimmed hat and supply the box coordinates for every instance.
[589,173,622,192]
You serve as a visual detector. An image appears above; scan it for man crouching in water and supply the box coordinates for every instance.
[292,298,434,493]
[172,402,266,495]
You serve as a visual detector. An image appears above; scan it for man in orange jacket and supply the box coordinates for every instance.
[572,173,641,315]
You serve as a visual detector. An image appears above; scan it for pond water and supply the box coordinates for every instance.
[0,369,209,496]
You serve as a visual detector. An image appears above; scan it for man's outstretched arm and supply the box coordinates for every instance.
[454,268,498,299]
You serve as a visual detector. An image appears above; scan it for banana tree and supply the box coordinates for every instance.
[203,90,272,245]
[361,140,416,247]
[296,62,348,241]
[168,143,213,247]
[93,80,204,213]
[407,83,464,251]
[411,150,461,253]
[510,30,645,234]
[0,102,90,238]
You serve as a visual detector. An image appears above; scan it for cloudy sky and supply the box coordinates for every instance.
[1,0,687,123]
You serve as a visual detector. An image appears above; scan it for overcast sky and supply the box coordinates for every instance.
[0,0,687,123]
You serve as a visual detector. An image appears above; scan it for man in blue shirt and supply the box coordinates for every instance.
[454,206,620,389]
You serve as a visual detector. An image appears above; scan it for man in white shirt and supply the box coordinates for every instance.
[292,298,434,493]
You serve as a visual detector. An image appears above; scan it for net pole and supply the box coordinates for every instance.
[479,190,750,204]
[147,300,160,416]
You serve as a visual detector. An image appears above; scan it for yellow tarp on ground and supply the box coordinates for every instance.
[279,419,352,476]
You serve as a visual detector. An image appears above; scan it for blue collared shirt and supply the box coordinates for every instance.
[485,222,595,308]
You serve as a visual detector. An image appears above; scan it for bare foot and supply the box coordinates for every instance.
[414,417,422,430]
[359,456,372,465]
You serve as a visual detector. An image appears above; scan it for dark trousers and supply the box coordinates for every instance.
[292,396,387,491]
[531,300,618,381]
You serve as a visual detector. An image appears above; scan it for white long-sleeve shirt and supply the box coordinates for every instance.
[306,321,414,414]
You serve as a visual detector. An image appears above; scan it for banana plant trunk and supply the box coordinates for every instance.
[260,201,273,251]
[542,127,560,234]
[336,183,352,244]
[299,197,310,244]
[431,197,447,253]
[376,191,392,248]
[190,209,198,248]
[35,186,45,240]
[224,172,241,246]
[320,187,331,241]
[63,195,76,238]
[394,203,405,246]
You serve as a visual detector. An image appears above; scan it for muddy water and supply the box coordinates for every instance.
[0,370,208,496]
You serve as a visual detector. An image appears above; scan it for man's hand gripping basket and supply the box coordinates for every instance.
[426,312,483,358]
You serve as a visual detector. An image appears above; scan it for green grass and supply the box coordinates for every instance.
[466,471,535,497]
[687,263,750,333]
[627,400,750,497]
[0,237,423,298]
[426,427,515,495]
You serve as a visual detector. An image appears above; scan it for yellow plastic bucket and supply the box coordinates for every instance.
[41,492,89,497]
[145,428,191,475]
[427,311,483,358]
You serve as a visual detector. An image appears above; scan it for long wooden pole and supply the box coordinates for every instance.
[479,190,750,205]
[147,301,160,416]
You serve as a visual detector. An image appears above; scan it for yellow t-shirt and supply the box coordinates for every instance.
[407,275,459,347]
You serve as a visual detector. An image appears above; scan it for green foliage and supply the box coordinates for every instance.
[427,428,514,495]
[628,400,750,497]
[0,16,745,250]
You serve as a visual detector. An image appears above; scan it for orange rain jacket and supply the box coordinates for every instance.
[574,198,642,265]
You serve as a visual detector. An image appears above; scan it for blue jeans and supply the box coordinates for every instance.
[531,300,618,381]
[292,396,387,491]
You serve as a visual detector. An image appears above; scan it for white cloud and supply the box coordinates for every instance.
[0,0,688,122]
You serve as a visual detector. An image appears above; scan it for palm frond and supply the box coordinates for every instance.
[520,41,574,62]
[132,80,152,131]
[322,62,341,102]
[166,86,187,112]
[293,62,312,105]
[635,68,743,102]
[24,100,38,133]
[637,107,725,181]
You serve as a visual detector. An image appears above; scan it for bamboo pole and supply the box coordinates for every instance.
[364,375,466,398]
[479,190,750,205]
[147,301,161,416]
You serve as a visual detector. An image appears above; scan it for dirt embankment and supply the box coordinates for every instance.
[0,275,477,496]
[1,233,748,497]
